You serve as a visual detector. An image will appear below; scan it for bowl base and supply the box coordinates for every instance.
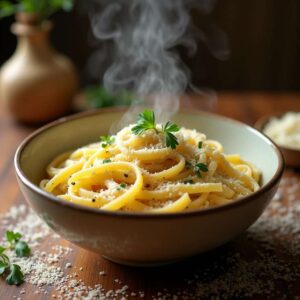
[102,255,184,267]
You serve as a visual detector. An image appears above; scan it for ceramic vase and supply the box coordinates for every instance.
[0,13,78,123]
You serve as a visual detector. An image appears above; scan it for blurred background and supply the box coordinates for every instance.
[1,0,300,91]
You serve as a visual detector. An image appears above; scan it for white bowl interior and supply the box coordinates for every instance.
[19,111,280,188]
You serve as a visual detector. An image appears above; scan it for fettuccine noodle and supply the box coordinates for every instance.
[40,124,260,213]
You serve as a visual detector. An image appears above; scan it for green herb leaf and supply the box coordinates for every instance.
[100,135,115,148]
[86,86,138,108]
[194,163,208,177]
[6,231,22,244]
[0,0,74,20]
[0,253,10,265]
[0,231,30,286]
[60,0,74,11]
[163,121,180,133]
[131,109,157,135]
[162,121,180,149]
[0,1,17,18]
[6,264,24,286]
[103,159,112,164]
[0,246,6,255]
[198,141,203,149]
[165,132,179,149]
[132,110,180,149]
[15,241,30,257]
[137,109,155,127]
[120,183,127,189]
[0,261,7,275]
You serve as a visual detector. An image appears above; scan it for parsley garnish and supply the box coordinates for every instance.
[194,163,208,177]
[120,183,127,189]
[15,241,30,257]
[100,135,115,148]
[6,264,24,285]
[198,141,203,149]
[6,231,21,243]
[0,230,30,285]
[131,110,158,135]
[103,159,112,164]
[131,110,180,149]
[162,121,180,149]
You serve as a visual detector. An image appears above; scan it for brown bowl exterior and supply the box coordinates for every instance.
[15,109,284,266]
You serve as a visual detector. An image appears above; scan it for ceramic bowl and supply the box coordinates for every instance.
[255,112,300,168]
[15,109,284,266]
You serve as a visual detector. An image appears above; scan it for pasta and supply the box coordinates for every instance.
[40,111,260,213]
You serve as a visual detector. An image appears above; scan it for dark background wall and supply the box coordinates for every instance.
[1,0,300,90]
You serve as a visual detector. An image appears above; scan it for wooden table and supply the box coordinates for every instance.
[0,92,300,300]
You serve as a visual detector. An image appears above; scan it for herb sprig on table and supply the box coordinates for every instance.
[131,109,180,149]
[0,231,30,285]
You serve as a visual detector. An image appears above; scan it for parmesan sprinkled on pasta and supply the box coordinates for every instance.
[40,121,260,213]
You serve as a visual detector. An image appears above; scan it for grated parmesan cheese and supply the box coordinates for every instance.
[264,112,300,149]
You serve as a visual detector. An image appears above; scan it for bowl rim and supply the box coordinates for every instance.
[15,107,285,219]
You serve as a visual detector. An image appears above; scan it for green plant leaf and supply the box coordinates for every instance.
[165,132,179,149]
[163,121,180,133]
[100,135,115,148]
[6,264,24,286]
[0,261,7,275]
[132,109,157,135]
[61,0,73,11]
[103,159,112,164]
[0,253,10,265]
[194,163,208,177]
[0,1,17,18]
[15,241,30,257]
[6,231,22,243]
[120,183,127,189]
[86,86,137,108]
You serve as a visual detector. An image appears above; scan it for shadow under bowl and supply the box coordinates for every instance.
[15,109,284,266]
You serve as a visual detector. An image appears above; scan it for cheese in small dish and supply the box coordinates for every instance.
[263,112,300,150]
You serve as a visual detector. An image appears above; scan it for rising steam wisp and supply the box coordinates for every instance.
[88,0,228,130]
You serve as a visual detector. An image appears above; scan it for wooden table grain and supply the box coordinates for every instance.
[0,92,300,300]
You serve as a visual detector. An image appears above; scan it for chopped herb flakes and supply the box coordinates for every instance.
[100,135,115,148]
[103,159,112,164]
[194,163,209,177]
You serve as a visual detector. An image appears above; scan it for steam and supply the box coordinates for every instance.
[87,0,229,130]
